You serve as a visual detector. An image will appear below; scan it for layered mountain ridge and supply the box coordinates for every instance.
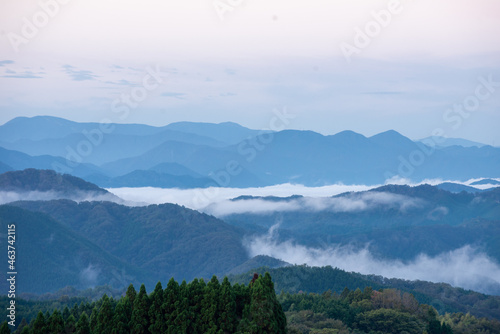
[1,116,499,187]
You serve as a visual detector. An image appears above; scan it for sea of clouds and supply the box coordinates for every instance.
[2,178,499,294]
[0,190,120,205]
[106,179,500,295]
[107,177,498,209]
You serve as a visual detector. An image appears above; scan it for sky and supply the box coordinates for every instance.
[1,0,499,145]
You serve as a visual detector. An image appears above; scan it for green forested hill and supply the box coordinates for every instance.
[0,169,109,195]
[2,200,249,293]
[229,265,500,321]
[0,205,149,294]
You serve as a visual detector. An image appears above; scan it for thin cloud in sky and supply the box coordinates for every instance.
[1,71,43,79]
[0,60,14,66]
[161,92,186,99]
[62,65,99,81]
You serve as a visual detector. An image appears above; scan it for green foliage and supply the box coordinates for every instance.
[0,321,10,334]
[355,308,423,333]
[239,273,287,334]
[95,295,114,334]
[16,318,28,334]
[89,307,98,332]
[147,282,164,334]
[280,287,452,334]
[219,277,237,332]
[32,312,47,333]
[131,284,150,334]
[2,198,248,294]
[229,265,500,321]
[111,298,131,334]
[65,315,76,334]
[7,272,500,334]
[10,274,286,334]
[441,312,500,334]
[75,312,90,334]
[47,309,65,333]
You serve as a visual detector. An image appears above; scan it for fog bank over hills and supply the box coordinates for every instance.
[1,169,499,296]
[107,177,499,212]
[246,225,500,295]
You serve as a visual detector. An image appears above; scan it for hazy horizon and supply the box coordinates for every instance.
[1,1,499,145]
[0,114,497,147]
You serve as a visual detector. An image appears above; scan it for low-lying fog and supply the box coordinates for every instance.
[106,178,500,295]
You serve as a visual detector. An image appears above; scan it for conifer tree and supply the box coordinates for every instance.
[0,322,10,334]
[249,274,276,332]
[202,276,221,333]
[16,318,28,334]
[174,280,191,333]
[48,311,64,334]
[131,284,150,334]
[148,282,166,334]
[218,276,237,333]
[75,312,91,334]
[65,315,77,334]
[71,303,80,320]
[163,277,180,331]
[189,278,206,333]
[96,294,114,334]
[126,284,137,309]
[241,272,287,334]
[112,298,132,334]
[48,309,65,334]
[62,306,71,321]
[89,307,98,333]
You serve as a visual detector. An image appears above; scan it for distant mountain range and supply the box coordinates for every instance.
[471,178,500,186]
[435,182,486,193]
[1,116,499,187]
[417,136,488,148]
